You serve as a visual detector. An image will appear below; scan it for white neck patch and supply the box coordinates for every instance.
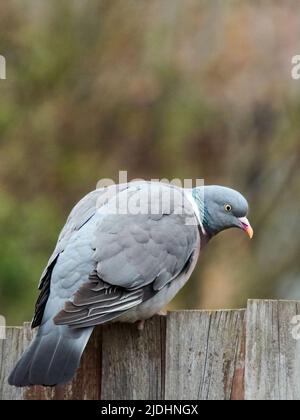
[184,189,206,235]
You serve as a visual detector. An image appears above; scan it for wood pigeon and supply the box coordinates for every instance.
[8,181,253,386]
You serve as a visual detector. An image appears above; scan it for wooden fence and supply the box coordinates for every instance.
[1,299,300,400]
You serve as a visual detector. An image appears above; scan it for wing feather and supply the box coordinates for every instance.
[54,275,143,328]
[53,183,200,327]
[31,186,129,328]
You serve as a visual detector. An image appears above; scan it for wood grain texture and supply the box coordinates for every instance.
[2,301,300,400]
[25,327,102,400]
[245,299,300,400]
[101,315,166,400]
[0,326,24,400]
[164,309,245,400]
[0,324,102,400]
[0,323,39,400]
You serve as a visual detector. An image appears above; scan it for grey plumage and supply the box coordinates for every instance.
[9,181,252,386]
[54,183,198,328]
[8,325,92,386]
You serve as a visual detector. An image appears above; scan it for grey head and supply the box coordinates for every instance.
[192,185,253,239]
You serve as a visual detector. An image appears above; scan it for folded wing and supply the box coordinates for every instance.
[54,183,200,327]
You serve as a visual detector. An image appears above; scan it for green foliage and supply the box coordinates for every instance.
[0,192,62,323]
[0,1,300,323]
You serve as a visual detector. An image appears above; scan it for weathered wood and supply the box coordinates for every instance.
[245,299,300,400]
[24,326,102,400]
[0,324,102,400]
[0,327,24,400]
[1,301,300,400]
[101,315,166,400]
[165,309,245,400]
[0,323,39,400]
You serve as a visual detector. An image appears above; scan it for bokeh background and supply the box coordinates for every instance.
[1,0,300,325]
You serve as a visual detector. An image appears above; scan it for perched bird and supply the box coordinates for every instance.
[9,182,253,387]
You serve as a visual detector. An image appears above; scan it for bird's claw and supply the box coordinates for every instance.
[136,320,145,331]
[157,309,168,316]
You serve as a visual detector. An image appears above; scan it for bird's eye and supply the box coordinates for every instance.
[224,203,232,212]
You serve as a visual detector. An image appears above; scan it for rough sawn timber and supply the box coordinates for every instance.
[1,300,300,400]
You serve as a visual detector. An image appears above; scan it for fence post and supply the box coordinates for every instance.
[0,55,6,80]
[245,299,300,400]
[1,300,300,400]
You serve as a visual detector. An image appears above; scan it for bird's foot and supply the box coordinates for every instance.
[136,320,145,331]
[157,309,168,316]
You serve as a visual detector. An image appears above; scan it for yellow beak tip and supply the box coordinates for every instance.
[246,226,254,239]
[238,217,253,239]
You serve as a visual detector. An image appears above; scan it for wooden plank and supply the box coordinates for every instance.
[165,309,245,400]
[0,324,102,400]
[245,299,300,400]
[0,326,25,400]
[1,324,38,400]
[2,301,300,400]
[0,324,55,400]
[24,326,102,400]
[101,315,166,400]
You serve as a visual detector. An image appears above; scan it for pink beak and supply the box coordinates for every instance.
[238,217,254,239]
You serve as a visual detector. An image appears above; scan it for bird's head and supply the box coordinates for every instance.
[193,185,253,239]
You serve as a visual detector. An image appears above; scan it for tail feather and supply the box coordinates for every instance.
[8,325,93,387]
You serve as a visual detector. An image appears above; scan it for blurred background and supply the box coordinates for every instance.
[0,0,300,325]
